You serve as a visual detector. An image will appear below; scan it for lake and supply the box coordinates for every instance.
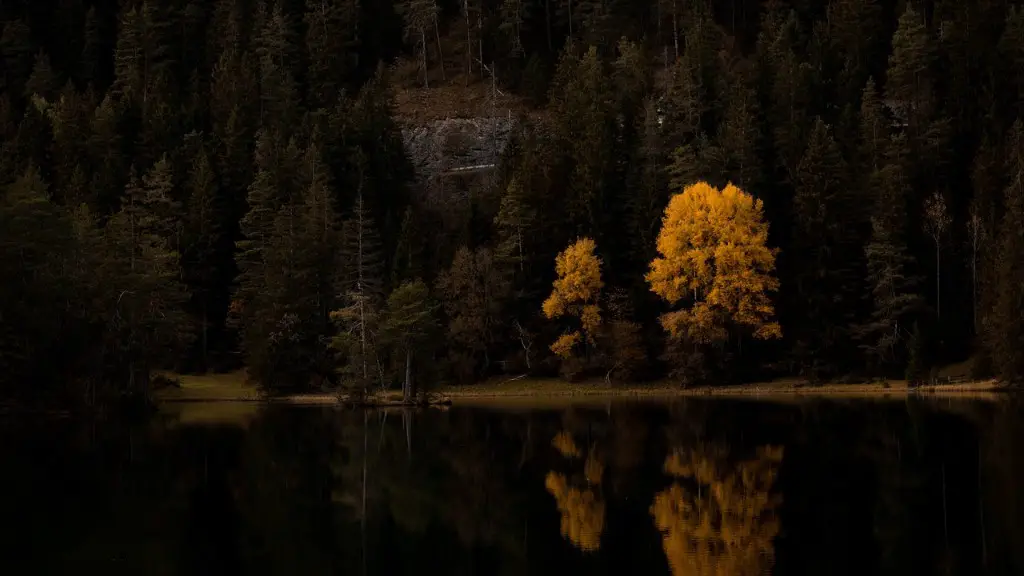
[2,397,1022,575]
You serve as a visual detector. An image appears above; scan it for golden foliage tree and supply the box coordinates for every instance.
[651,444,784,576]
[647,181,781,344]
[543,237,604,358]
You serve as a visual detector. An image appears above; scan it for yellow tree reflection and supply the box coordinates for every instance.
[651,444,784,576]
[546,430,605,552]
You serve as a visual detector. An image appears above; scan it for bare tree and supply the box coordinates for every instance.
[924,191,951,319]
[966,200,985,333]
[399,0,439,88]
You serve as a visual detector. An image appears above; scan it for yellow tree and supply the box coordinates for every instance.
[646,181,781,344]
[543,237,604,358]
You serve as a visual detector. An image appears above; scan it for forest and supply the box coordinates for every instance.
[2,0,1024,407]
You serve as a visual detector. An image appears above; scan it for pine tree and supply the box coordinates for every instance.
[716,71,763,191]
[332,184,386,389]
[827,0,883,103]
[551,46,616,237]
[624,98,668,270]
[1,20,34,99]
[49,83,94,182]
[858,140,923,373]
[111,7,144,103]
[88,95,128,214]
[397,0,440,88]
[101,164,191,395]
[987,122,1024,382]
[0,167,73,389]
[24,51,59,101]
[79,7,102,88]
[305,0,361,108]
[182,145,223,370]
[789,118,860,378]
[380,279,438,401]
[391,205,425,286]
[437,246,506,382]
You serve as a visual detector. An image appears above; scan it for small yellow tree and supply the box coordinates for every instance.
[543,237,604,358]
[647,181,781,344]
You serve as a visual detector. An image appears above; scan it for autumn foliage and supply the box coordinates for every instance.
[543,237,604,358]
[647,182,781,344]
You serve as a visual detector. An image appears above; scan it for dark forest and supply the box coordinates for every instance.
[3,0,1024,406]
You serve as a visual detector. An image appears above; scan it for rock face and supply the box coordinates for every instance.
[401,116,518,206]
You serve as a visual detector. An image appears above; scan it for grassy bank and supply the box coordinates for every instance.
[153,370,1011,407]
[440,377,1009,404]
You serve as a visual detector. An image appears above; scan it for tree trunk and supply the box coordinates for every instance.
[672,4,679,61]
[420,27,429,88]
[434,16,445,81]
[972,245,978,333]
[545,0,552,51]
[936,243,941,319]
[404,349,412,402]
[568,0,573,38]
[465,0,472,77]
[201,299,209,371]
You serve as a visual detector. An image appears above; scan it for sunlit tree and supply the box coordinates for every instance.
[647,181,781,345]
[543,237,604,359]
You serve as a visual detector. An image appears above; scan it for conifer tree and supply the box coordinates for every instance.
[305,0,361,108]
[789,118,860,377]
[858,138,923,373]
[101,163,190,395]
[380,279,438,401]
[182,145,223,369]
[987,122,1024,382]
[24,51,59,101]
[437,246,506,382]
[331,185,385,387]
[0,167,72,389]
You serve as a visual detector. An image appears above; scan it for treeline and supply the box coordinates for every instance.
[3,0,1024,406]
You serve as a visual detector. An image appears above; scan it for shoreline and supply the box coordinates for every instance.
[154,372,1012,406]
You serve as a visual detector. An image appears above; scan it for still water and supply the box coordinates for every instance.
[3,397,1023,575]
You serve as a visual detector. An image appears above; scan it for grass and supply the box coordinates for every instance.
[153,370,263,401]
[152,369,1011,410]
[439,375,1010,405]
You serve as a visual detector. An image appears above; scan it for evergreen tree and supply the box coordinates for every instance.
[332,184,386,389]
[788,118,860,378]
[24,51,59,101]
[437,246,506,382]
[88,94,127,214]
[987,123,1024,382]
[101,163,191,394]
[305,0,361,108]
[858,143,923,374]
[549,45,615,237]
[79,7,102,88]
[1,20,34,99]
[182,145,223,370]
[380,279,438,401]
[0,167,73,391]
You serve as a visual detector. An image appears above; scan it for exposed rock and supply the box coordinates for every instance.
[401,115,518,206]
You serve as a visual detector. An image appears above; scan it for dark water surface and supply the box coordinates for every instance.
[3,397,1024,575]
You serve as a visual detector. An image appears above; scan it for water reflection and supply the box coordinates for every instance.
[1,398,1022,575]
[651,444,783,576]
[545,430,605,551]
